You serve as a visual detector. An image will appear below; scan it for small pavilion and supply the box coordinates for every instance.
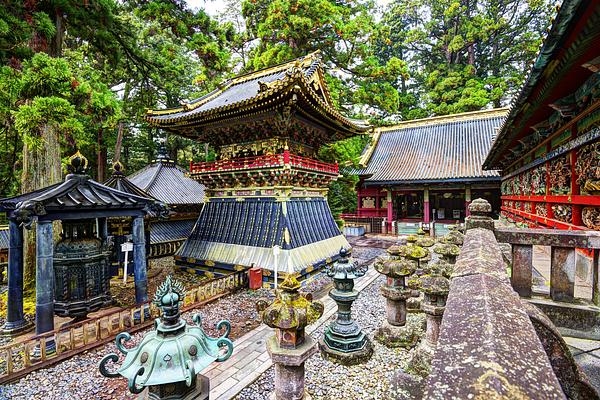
[349,108,506,235]
[0,152,158,343]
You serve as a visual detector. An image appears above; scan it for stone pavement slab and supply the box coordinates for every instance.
[205,265,382,400]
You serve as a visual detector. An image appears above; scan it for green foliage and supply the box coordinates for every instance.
[242,0,403,121]
[319,135,369,216]
[378,0,553,116]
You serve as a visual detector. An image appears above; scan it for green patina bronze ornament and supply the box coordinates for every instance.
[319,248,373,365]
[99,275,233,399]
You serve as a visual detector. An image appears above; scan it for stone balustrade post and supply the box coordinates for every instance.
[465,198,493,231]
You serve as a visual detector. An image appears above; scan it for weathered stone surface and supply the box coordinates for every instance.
[387,370,424,400]
[522,302,599,400]
[495,227,600,248]
[451,228,510,284]
[511,244,533,297]
[424,228,566,400]
[425,273,565,399]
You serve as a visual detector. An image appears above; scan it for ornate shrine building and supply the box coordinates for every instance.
[483,0,600,231]
[146,51,369,285]
[349,109,505,236]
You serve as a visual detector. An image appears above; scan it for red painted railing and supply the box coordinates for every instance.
[190,151,338,174]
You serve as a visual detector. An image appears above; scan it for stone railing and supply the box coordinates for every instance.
[0,270,248,385]
[424,226,566,399]
[425,199,597,399]
[495,227,600,303]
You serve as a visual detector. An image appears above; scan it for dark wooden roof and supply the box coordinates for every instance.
[484,0,600,170]
[145,51,370,145]
[351,109,506,185]
[128,151,205,206]
[104,161,156,200]
[0,153,159,224]
[150,219,196,244]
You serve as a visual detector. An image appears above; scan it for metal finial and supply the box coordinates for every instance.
[67,151,88,174]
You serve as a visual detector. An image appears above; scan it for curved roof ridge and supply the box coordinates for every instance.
[379,108,509,132]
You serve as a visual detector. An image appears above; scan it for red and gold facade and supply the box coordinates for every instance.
[484,0,600,231]
[146,52,369,284]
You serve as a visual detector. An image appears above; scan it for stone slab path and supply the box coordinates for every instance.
[203,265,382,400]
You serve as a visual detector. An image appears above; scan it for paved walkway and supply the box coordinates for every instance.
[203,265,382,400]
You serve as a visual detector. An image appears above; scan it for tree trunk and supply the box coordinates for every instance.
[97,127,106,182]
[50,9,64,57]
[21,124,62,292]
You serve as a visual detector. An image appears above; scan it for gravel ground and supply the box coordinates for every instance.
[0,287,270,400]
[236,273,425,400]
[0,238,401,399]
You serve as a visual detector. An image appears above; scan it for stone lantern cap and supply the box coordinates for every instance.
[419,274,450,296]
[423,259,453,278]
[397,244,428,261]
[415,236,435,248]
[439,229,464,246]
[99,276,233,393]
[387,245,403,257]
[468,198,492,216]
[326,248,366,280]
[260,273,324,333]
[375,258,418,278]
[434,243,460,258]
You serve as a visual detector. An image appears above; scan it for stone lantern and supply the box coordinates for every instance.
[395,241,428,313]
[374,249,420,348]
[433,242,460,265]
[439,226,464,247]
[258,272,324,400]
[320,248,372,365]
[99,276,233,399]
[409,273,450,377]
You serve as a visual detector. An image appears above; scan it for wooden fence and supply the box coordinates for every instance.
[0,270,248,385]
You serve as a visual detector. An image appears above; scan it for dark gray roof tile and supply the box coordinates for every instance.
[351,110,506,184]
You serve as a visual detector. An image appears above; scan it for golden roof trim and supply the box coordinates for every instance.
[358,128,382,167]
[146,51,323,118]
[379,108,509,131]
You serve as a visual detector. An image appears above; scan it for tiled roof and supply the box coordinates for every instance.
[150,219,196,244]
[144,51,370,141]
[128,156,205,206]
[0,226,8,250]
[351,109,507,184]
[104,162,156,200]
[177,197,346,272]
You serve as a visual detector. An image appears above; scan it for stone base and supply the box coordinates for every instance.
[408,340,435,377]
[270,390,312,400]
[319,335,373,366]
[375,315,423,349]
[387,370,424,400]
[32,339,57,359]
[267,335,318,366]
[0,319,34,336]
